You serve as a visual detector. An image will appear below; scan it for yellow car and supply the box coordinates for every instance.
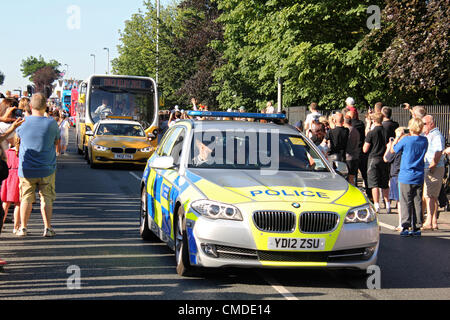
[86,119,155,168]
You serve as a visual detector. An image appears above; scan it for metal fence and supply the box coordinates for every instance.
[288,105,450,143]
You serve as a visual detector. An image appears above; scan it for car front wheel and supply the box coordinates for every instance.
[139,187,157,241]
[175,206,194,277]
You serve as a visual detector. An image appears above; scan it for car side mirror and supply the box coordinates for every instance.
[86,130,94,136]
[333,161,348,177]
[149,156,175,170]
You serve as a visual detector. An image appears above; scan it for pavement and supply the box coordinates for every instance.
[377,203,450,232]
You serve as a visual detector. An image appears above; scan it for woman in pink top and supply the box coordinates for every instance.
[1,143,21,234]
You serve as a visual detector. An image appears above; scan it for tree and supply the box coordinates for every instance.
[21,55,61,82]
[173,0,223,108]
[20,55,61,96]
[0,70,4,86]
[363,0,449,105]
[112,1,183,107]
[112,4,156,77]
[113,0,223,108]
[213,0,387,111]
[32,66,60,95]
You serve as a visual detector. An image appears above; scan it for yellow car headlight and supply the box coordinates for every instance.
[93,144,110,152]
[140,147,152,153]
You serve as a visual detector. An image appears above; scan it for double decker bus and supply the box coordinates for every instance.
[76,74,159,156]
[62,89,72,113]
[70,87,78,126]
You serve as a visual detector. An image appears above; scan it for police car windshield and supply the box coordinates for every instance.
[96,124,145,137]
[188,130,329,172]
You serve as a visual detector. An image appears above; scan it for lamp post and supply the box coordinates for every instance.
[64,64,69,78]
[90,54,96,74]
[156,0,160,86]
[103,47,110,74]
[277,77,282,113]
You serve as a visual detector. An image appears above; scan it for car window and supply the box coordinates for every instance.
[159,127,183,157]
[188,130,328,172]
[96,123,145,136]
[170,129,186,166]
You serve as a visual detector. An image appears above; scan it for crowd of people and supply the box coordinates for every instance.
[301,99,450,236]
[161,97,449,236]
[0,91,66,241]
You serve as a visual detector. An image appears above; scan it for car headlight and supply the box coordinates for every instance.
[140,147,152,152]
[93,144,110,152]
[191,200,243,221]
[345,204,377,224]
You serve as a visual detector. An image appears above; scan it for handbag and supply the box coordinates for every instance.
[0,159,9,182]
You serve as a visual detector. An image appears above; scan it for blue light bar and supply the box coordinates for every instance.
[186,111,286,120]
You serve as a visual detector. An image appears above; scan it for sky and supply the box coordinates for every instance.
[0,0,174,94]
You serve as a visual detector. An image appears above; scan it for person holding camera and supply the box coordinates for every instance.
[391,118,428,236]
[403,103,427,119]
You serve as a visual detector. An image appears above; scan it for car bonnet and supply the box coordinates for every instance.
[185,169,365,205]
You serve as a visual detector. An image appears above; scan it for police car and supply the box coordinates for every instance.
[86,118,154,168]
[139,111,379,276]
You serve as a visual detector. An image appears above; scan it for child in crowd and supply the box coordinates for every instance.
[1,137,21,234]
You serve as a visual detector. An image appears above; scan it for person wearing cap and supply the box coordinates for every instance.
[345,97,358,115]
[237,106,247,121]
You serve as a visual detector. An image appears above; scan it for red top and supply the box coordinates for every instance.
[1,148,20,203]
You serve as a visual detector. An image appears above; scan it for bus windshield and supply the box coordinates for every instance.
[89,77,155,127]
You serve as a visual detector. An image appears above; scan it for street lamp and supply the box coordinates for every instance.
[103,47,110,74]
[156,0,160,85]
[90,54,96,74]
[64,64,69,78]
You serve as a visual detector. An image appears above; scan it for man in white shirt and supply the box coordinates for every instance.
[304,102,321,133]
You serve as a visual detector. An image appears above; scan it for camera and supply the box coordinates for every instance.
[403,128,410,134]
[13,109,24,118]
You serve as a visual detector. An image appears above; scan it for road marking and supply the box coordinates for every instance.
[129,172,142,181]
[260,273,299,300]
[379,221,397,231]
